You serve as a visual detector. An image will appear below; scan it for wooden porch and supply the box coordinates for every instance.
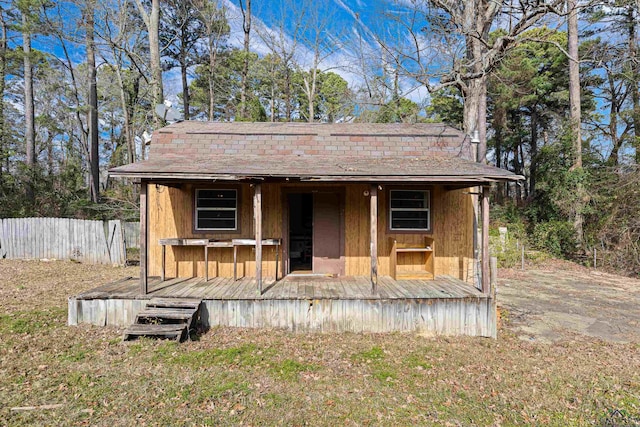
[69,275,496,337]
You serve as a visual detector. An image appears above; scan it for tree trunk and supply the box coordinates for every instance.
[285,68,292,121]
[0,9,6,186]
[180,21,190,121]
[208,74,215,120]
[239,0,251,120]
[23,13,35,203]
[181,62,190,120]
[305,67,318,123]
[513,137,522,204]
[568,0,584,245]
[493,105,505,203]
[529,108,538,198]
[207,33,220,121]
[135,0,163,124]
[114,65,134,164]
[462,79,483,161]
[270,78,275,122]
[467,6,491,163]
[494,126,503,203]
[568,0,582,169]
[46,135,54,175]
[628,5,640,163]
[607,71,621,165]
[149,0,163,116]
[85,5,100,203]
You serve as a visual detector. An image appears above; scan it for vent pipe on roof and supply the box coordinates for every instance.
[470,130,480,162]
[471,130,480,144]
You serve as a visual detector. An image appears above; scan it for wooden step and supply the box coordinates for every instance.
[145,297,202,310]
[396,270,434,280]
[123,298,203,342]
[135,307,198,323]
[123,324,187,341]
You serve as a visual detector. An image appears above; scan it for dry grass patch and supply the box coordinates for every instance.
[1,259,639,426]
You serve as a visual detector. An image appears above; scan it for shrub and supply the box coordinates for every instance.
[532,221,577,258]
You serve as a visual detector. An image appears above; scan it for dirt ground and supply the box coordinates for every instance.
[498,260,640,343]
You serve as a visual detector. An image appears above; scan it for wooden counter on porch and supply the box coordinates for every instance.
[69,275,496,337]
[158,237,282,282]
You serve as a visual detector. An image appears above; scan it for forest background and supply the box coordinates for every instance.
[1,0,639,275]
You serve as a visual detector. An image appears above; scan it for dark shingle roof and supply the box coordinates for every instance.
[109,121,522,183]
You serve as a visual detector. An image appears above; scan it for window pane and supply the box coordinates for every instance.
[198,198,237,208]
[198,189,236,199]
[393,211,428,220]
[391,218,429,229]
[196,189,237,230]
[197,189,237,208]
[198,210,235,220]
[390,190,430,230]
[198,218,236,230]
[390,190,429,209]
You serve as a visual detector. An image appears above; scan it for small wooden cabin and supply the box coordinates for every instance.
[70,122,520,336]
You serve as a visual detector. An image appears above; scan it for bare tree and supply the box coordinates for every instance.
[84,0,99,202]
[96,0,150,163]
[193,0,229,121]
[376,1,564,161]
[256,0,342,122]
[0,7,7,186]
[255,0,303,121]
[627,2,640,163]
[299,2,343,122]
[568,0,584,245]
[568,0,582,169]
[42,4,91,179]
[134,0,163,123]
[21,6,36,202]
[239,0,251,119]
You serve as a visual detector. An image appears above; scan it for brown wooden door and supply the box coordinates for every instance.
[312,192,344,275]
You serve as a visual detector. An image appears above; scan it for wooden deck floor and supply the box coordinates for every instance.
[76,275,486,301]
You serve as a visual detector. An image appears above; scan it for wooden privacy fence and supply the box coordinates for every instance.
[122,221,140,249]
[0,218,140,265]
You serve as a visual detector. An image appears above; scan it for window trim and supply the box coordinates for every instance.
[388,188,432,233]
[193,187,240,233]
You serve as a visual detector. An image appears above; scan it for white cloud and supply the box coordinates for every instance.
[162,0,431,108]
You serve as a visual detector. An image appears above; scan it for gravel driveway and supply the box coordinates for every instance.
[498,262,640,343]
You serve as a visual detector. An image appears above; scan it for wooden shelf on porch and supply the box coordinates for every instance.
[389,237,435,280]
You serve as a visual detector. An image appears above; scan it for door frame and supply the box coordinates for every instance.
[281,186,345,276]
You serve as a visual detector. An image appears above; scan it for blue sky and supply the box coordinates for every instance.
[164,0,430,104]
[5,0,430,107]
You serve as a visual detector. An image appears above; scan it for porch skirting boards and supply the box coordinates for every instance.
[68,295,496,338]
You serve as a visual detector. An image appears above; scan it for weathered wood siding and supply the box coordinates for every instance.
[148,182,281,278]
[68,297,148,327]
[148,183,474,281]
[344,184,475,281]
[0,217,129,265]
[68,296,495,337]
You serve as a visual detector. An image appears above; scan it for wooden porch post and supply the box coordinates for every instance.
[139,180,148,295]
[254,183,263,294]
[481,185,490,294]
[370,184,378,293]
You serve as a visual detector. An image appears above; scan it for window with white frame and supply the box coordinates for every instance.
[195,189,238,231]
[389,189,430,231]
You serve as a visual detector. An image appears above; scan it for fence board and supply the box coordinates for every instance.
[0,217,128,265]
[106,220,126,265]
[0,219,5,258]
[122,222,140,249]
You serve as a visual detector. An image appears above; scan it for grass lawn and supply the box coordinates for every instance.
[1,260,639,426]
